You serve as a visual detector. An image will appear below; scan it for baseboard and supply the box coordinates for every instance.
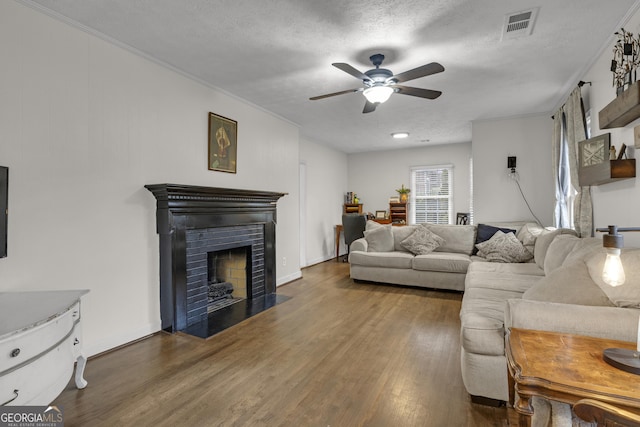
[304,253,340,267]
[276,270,302,286]
[84,321,162,357]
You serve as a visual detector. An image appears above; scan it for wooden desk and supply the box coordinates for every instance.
[506,328,640,427]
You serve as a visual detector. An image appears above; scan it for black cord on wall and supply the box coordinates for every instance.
[508,171,543,226]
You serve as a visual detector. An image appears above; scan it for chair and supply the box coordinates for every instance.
[342,214,367,262]
[456,212,469,225]
[573,399,640,427]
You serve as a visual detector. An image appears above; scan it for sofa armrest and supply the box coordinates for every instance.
[350,237,368,253]
[505,298,639,343]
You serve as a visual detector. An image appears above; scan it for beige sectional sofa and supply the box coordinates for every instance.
[349,220,534,291]
[348,221,640,409]
[461,232,640,405]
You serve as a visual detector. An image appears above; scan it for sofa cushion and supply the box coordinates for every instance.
[542,234,583,274]
[465,263,543,293]
[533,228,578,269]
[474,224,516,255]
[412,252,471,273]
[467,261,545,277]
[543,235,602,275]
[423,223,476,255]
[363,226,394,252]
[475,231,533,263]
[400,227,444,255]
[523,260,614,307]
[391,225,419,251]
[588,249,640,308]
[348,251,414,269]
[460,287,524,355]
[562,237,602,266]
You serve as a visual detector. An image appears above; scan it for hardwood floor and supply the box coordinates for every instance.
[54,261,512,426]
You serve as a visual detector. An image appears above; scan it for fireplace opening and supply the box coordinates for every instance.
[207,246,250,313]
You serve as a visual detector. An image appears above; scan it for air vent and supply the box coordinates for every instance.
[502,8,538,40]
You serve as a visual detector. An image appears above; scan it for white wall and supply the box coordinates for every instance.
[580,6,640,247]
[347,143,472,223]
[299,137,348,265]
[472,114,553,225]
[0,1,301,356]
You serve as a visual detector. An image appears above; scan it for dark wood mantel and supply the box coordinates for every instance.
[145,184,287,332]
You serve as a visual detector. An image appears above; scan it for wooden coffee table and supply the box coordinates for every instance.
[506,328,640,427]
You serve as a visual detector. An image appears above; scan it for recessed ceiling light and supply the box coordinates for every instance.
[392,132,409,139]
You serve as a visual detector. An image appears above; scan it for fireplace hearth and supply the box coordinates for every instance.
[146,184,288,337]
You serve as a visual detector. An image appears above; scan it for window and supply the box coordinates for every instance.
[410,165,453,224]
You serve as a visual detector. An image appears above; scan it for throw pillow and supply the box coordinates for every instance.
[365,220,383,231]
[523,260,613,307]
[363,225,395,252]
[400,227,445,255]
[586,249,640,308]
[516,222,545,255]
[392,225,419,252]
[473,224,516,255]
[475,231,533,263]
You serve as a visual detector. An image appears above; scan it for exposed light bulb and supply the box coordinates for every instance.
[602,248,625,287]
[363,86,393,104]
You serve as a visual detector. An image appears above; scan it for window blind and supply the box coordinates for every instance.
[411,165,453,224]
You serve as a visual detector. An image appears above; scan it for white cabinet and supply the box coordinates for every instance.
[0,290,89,406]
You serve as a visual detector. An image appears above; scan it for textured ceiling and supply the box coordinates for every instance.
[21,0,639,153]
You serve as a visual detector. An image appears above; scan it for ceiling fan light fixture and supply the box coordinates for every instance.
[392,132,409,139]
[363,86,394,104]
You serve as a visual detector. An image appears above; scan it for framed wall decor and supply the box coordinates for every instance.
[375,210,386,219]
[208,112,238,173]
[579,133,610,168]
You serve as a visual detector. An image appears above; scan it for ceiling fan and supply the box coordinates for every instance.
[310,53,444,113]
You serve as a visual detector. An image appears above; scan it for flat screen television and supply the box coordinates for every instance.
[0,166,7,258]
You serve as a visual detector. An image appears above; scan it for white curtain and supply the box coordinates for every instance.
[565,87,592,237]
[552,106,571,228]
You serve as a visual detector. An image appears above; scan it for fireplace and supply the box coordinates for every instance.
[206,246,249,312]
[146,184,287,336]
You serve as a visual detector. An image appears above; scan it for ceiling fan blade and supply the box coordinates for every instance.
[363,100,377,114]
[393,85,442,99]
[391,62,444,83]
[309,88,361,100]
[332,63,372,82]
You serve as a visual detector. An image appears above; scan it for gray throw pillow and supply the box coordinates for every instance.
[363,226,394,252]
[400,227,445,255]
[475,231,533,263]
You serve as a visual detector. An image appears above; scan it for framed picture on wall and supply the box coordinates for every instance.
[208,112,238,173]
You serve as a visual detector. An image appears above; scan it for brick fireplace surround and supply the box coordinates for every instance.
[145,184,286,335]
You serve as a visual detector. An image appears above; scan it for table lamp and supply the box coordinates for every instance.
[595,225,640,375]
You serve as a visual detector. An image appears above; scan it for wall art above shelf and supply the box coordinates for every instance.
[599,81,640,129]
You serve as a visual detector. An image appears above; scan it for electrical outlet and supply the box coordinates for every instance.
[282,257,286,266]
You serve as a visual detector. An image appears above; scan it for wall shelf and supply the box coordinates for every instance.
[599,81,640,129]
[578,159,636,186]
